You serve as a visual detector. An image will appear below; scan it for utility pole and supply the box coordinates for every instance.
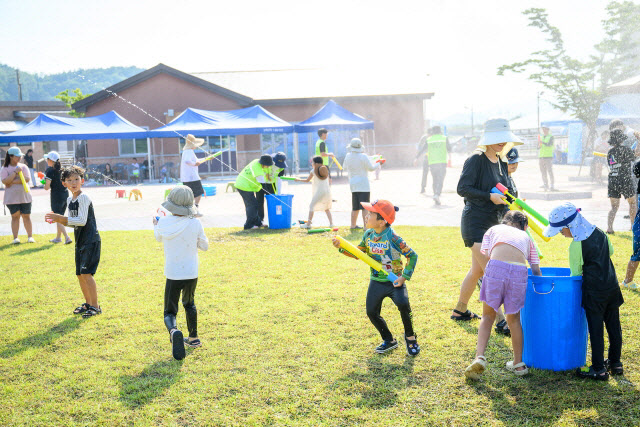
[471,106,474,137]
[16,69,22,101]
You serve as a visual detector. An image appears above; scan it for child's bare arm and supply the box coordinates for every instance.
[531,264,542,276]
[45,213,68,226]
[296,172,313,183]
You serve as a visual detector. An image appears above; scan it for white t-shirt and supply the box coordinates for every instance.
[343,152,379,192]
[154,215,209,280]
[180,149,200,183]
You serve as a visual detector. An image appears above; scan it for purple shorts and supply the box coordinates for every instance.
[479,259,528,314]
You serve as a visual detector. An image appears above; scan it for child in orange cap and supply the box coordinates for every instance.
[332,199,420,355]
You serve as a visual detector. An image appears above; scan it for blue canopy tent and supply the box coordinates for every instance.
[596,102,639,126]
[292,100,374,173]
[148,105,294,175]
[147,105,293,137]
[0,111,152,178]
[0,110,149,143]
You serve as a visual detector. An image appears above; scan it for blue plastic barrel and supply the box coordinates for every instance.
[266,194,293,229]
[203,185,216,196]
[521,267,587,371]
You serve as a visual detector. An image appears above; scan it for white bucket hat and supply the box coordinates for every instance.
[184,134,205,150]
[477,118,523,159]
[161,186,197,217]
[349,138,365,153]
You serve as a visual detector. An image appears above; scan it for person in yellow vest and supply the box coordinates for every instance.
[422,126,450,205]
[257,152,287,226]
[414,128,432,194]
[234,155,274,230]
[538,126,555,191]
[315,128,336,182]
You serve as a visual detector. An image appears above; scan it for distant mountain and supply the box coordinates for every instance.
[0,64,144,101]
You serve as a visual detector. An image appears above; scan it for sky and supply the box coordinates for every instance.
[0,0,621,122]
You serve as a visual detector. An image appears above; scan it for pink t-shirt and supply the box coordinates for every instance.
[1,163,32,205]
[481,224,540,266]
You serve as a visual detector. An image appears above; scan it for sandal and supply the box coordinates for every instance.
[506,361,529,376]
[465,355,487,380]
[404,334,420,356]
[82,305,102,318]
[64,238,73,245]
[184,338,202,348]
[495,319,511,336]
[450,309,481,321]
[49,238,62,244]
[605,359,624,375]
[73,303,90,315]
[576,365,609,381]
[170,329,186,360]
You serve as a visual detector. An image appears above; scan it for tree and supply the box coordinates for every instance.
[55,88,90,118]
[498,1,640,157]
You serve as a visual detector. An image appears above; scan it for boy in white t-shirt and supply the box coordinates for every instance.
[154,186,209,360]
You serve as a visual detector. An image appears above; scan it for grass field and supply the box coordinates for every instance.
[0,226,639,426]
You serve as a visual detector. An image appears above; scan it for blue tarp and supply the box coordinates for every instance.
[294,100,374,132]
[147,105,293,138]
[0,111,149,144]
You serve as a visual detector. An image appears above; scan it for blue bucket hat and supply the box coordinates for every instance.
[544,202,595,241]
[506,148,522,164]
[272,152,287,169]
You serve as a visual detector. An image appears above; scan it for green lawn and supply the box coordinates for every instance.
[0,227,639,426]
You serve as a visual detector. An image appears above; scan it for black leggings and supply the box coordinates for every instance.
[366,279,414,341]
[585,296,622,371]
[164,278,198,338]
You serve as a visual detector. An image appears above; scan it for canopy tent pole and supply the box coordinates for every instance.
[372,130,377,154]
[293,132,299,174]
[146,138,152,181]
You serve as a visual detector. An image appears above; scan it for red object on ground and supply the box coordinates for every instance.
[115,189,126,198]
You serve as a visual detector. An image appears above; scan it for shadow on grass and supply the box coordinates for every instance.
[469,369,640,425]
[616,234,632,241]
[10,245,55,256]
[330,356,415,409]
[0,317,82,359]
[228,228,292,237]
[0,243,18,252]
[119,359,184,408]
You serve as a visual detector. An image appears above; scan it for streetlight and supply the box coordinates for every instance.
[537,91,544,133]
[464,106,474,137]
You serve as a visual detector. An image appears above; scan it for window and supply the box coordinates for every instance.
[179,136,236,152]
[119,138,148,155]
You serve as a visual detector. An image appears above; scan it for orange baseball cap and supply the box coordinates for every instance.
[361,199,399,225]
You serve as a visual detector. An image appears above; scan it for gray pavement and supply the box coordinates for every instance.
[0,153,629,236]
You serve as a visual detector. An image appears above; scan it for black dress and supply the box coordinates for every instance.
[457,152,510,247]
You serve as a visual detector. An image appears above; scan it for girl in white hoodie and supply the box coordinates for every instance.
[154,186,209,360]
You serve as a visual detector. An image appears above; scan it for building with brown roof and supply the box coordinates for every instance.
[73,64,433,177]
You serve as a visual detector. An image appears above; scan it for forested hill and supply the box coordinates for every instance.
[0,64,144,101]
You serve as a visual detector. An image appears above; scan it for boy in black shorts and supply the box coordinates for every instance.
[46,165,102,318]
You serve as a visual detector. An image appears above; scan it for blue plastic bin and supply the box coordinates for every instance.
[521,267,587,371]
[266,194,293,229]
[203,185,216,196]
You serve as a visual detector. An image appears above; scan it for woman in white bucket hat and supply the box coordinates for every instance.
[451,118,523,321]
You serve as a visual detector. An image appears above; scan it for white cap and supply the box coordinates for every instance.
[44,151,60,162]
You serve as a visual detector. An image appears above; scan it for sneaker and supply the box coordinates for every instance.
[12,238,20,244]
[65,238,73,245]
[49,238,62,244]
[623,281,639,290]
[27,237,36,243]
[434,195,441,205]
[404,335,420,356]
[375,339,398,354]
[170,329,186,360]
[194,210,203,218]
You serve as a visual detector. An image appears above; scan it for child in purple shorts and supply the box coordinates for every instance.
[465,211,542,380]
